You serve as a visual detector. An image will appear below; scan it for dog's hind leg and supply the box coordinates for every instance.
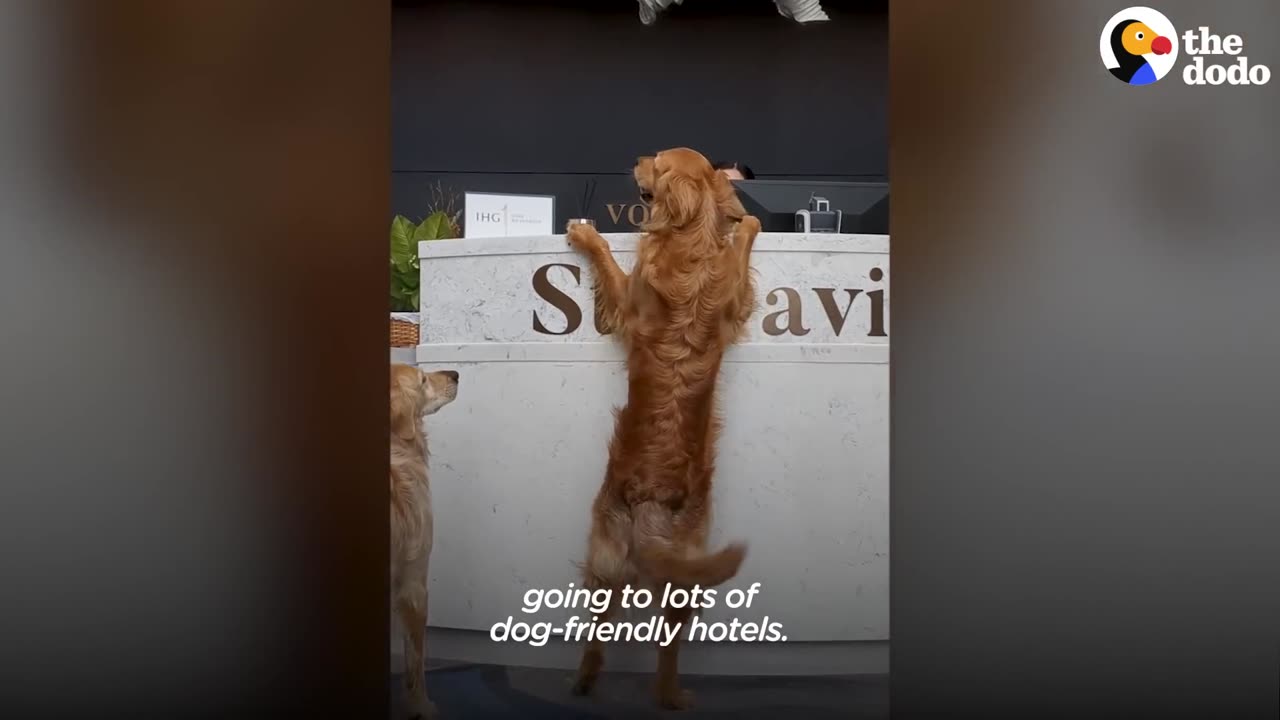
[570,509,630,696]
[396,582,437,719]
[655,601,696,710]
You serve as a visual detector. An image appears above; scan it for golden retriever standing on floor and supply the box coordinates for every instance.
[566,147,761,710]
[390,363,459,720]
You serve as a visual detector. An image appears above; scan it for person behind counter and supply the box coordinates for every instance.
[713,160,755,181]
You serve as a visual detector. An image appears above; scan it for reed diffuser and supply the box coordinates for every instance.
[567,178,598,228]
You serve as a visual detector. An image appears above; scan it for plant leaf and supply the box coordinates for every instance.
[392,212,434,312]
[414,210,456,242]
[390,285,410,312]
[412,216,436,242]
[390,215,415,267]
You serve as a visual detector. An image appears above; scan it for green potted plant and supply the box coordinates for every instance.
[390,185,461,347]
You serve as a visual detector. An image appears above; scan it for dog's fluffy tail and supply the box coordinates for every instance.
[630,501,747,587]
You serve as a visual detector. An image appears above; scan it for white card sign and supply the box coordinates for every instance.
[463,192,556,238]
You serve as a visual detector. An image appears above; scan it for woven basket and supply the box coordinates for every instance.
[390,315,419,348]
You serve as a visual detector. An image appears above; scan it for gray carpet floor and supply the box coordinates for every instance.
[392,662,888,719]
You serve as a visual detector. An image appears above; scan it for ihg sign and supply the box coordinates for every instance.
[530,262,887,338]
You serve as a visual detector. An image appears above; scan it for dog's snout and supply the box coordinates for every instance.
[443,370,459,383]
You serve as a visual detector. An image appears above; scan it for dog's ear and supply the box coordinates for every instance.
[389,385,419,441]
[662,172,706,227]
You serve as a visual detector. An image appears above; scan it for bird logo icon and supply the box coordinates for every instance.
[1100,7,1178,85]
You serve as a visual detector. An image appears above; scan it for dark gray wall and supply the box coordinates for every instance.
[392,0,886,230]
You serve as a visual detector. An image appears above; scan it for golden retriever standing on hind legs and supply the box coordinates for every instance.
[390,363,459,720]
[565,147,761,710]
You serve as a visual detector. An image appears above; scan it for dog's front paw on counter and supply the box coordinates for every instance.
[566,222,607,254]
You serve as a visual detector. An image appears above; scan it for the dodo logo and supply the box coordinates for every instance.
[1100,7,1177,85]
[1101,7,1271,87]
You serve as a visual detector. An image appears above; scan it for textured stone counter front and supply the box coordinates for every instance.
[410,232,889,674]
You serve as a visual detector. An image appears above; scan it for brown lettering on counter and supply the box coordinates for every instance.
[531,263,583,335]
[762,287,811,337]
[528,265,888,338]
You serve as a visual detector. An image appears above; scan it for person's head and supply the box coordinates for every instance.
[713,161,755,181]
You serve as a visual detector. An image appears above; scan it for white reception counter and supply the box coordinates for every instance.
[404,232,889,675]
